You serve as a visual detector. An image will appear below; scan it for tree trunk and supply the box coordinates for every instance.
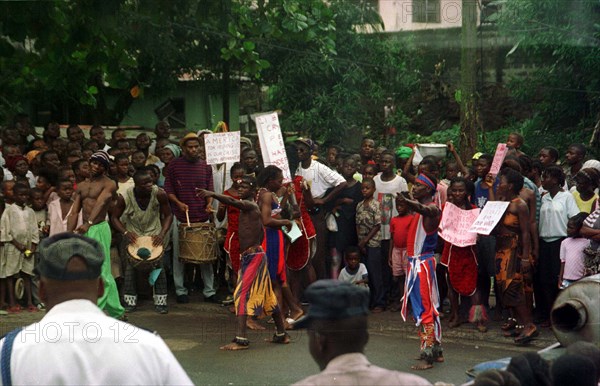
[459,0,479,162]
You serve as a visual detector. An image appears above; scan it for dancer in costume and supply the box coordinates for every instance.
[257,166,304,325]
[399,173,443,370]
[68,150,125,319]
[216,163,246,286]
[440,177,487,332]
[197,176,289,350]
[286,175,317,305]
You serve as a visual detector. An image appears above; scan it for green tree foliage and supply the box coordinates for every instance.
[265,0,420,146]
[0,0,337,124]
[494,0,600,131]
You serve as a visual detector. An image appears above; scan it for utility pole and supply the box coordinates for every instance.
[459,0,479,162]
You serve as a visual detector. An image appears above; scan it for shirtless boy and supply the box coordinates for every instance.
[67,150,125,319]
[197,176,289,350]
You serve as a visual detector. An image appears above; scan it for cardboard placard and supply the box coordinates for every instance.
[204,131,241,165]
[469,201,510,235]
[255,112,292,182]
[439,202,480,247]
[489,143,508,176]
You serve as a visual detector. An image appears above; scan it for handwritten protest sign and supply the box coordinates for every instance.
[204,131,240,165]
[255,112,292,182]
[469,201,510,235]
[439,202,480,247]
[489,143,508,176]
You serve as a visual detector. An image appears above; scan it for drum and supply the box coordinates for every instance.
[179,222,218,264]
[126,236,164,270]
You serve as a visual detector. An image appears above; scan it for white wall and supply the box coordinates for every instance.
[378,0,473,32]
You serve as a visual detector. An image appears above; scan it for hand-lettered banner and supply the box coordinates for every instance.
[489,143,508,176]
[439,202,480,247]
[255,112,292,182]
[469,201,510,235]
[204,131,240,165]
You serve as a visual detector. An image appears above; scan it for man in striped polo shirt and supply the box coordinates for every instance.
[164,133,217,303]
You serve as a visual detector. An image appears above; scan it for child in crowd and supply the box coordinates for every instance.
[115,154,134,196]
[506,132,525,157]
[572,168,599,213]
[559,213,589,289]
[0,184,39,312]
[356,178,384,312]
[47,179,81,236]
[338,246,369,289]
[362,164,377,180]
[31,188,49,240]
[387,193,414,312]
[131,150,148,171]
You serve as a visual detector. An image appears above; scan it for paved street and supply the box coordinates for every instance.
[1,293,558,385]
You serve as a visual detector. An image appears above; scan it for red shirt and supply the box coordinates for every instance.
[390,214,414,249]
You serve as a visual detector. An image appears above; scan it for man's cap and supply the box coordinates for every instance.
[293,280,369,329]
[90,150,111,169]
[472,152,483,160]
[35,233,104,281]
[294,137,315,151]
[180,132,200,147]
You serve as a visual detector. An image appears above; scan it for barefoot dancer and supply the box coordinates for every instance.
[399,174,443,370]
[197,176,289,350]
[68,150,125,319]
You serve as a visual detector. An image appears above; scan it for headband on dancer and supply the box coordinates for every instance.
[416,174,436,195]
[90,150,111,170]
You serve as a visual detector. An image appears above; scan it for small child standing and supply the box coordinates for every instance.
[387,193,414,312]
[559,213,589,289]
[0,183,39,312]
[356,178,384,312]
[338,246,369,289]
[47,179,82,236]
[30,187,49,310]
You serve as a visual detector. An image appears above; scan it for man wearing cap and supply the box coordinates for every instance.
[112,169,173,314]
[292,280,431,386]
[0,233,193,385]
[164,133,216,303]
[294,137,347,280]
[68,150,125,319]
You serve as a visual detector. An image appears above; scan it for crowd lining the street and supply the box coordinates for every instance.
[0,114,599,384]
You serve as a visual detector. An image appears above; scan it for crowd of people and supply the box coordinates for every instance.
[0,115,599,378]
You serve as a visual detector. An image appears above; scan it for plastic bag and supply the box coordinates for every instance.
[325,213,338,232]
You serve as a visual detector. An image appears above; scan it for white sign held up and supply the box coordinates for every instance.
[469,201,510,235]
[204,131,240,165]
[439,202,480,247]
[489,143,508,176]
[255,112,292,182]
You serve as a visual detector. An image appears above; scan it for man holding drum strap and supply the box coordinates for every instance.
[112,169,173,314]
[164,132,217,304]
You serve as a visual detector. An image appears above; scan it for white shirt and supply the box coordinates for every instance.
[295,160,345,199]
[373,174,408,240]
[293,353,431,386]
[338,263,369,289]
[3,169,36,187]
[0,299,193,385]
[539,191,580,242]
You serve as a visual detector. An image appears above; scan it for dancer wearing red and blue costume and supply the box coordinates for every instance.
[399,173,443,370]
